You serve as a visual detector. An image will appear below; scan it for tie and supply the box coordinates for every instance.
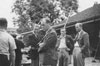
[74,32,80,47]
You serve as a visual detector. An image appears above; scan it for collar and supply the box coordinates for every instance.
[0,29,6,32]
[78,30,83,35]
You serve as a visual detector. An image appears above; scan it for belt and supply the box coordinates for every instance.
[0,54,8,58]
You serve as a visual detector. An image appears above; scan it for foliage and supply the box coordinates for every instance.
[12,0,78,33]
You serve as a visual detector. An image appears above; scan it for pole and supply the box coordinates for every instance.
[63,7,72,29]
[20,17,96,35]
[53,16,100,31]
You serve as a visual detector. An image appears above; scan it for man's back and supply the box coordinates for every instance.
[0,30,16,66]
[0,18,16,66]
[0,30,16,56]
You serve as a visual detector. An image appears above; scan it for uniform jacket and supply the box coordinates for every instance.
[28,34,39,60]
[74,30,90,57]
[39,29,58,65]
[28,30,45,60]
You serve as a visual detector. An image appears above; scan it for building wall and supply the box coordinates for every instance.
[65,20,100,57]
[83,20,100,57]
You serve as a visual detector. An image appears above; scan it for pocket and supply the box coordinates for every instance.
[50,50,58,60]
[0,54,10,66]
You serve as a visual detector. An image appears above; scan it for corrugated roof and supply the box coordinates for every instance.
[68,4,100,23]
[53,4,100,29]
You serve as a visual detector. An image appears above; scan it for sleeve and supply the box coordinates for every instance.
[45,33,57,48]
[28,34,39,47]
[68,36,74,50]
[39,33,57,52]
[55,38,60,49]
[69,36,74,46]
[9,35,17,51]
[20,41,24,48]
[81,33,90,51]
[15,39,24,49]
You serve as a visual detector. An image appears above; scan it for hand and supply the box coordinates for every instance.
[38,43,45,52]
[39,43,44,47]
[66,48,70,51]
[10,63,15,66]
[78,47,81,52]
[67,48,70,51]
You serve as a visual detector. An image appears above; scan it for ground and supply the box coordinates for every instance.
[69,57,100,66]
[22,54,100,66]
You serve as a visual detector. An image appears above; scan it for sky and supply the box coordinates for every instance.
[0,0,15,28]
[78,0,100,12]
[0,0,100,28]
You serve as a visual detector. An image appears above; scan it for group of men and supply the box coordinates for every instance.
[0,18,25,66]
[28,17,90,66]
[0,17,90,66]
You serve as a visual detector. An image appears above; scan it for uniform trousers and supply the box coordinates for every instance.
[0,54,10,66]
[58,48,69,66]
[73,46,85,66]
[30,57,39,66]
[39,52,57,66]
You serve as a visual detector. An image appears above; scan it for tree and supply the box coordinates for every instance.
[12,0,78,33]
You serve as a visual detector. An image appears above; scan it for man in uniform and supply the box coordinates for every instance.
[57,28,74,66]
[38,17,58,66]
[0,18,16,66]
[73,23,90,66]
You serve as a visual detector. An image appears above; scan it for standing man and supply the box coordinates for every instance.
[38,17,58,66]
[12,34,24,66]
[73,23,90,66]
[57,28,74,66]
[0,18,16,66]
[28,24,40,66]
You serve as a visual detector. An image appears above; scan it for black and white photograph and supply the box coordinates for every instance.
[0,0,100,66]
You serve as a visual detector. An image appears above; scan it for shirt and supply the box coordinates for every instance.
[0,30,16,56]
[74,41,79,47]
[74,30,82,47]
[78,30,82,39]
[59,37,67,48]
